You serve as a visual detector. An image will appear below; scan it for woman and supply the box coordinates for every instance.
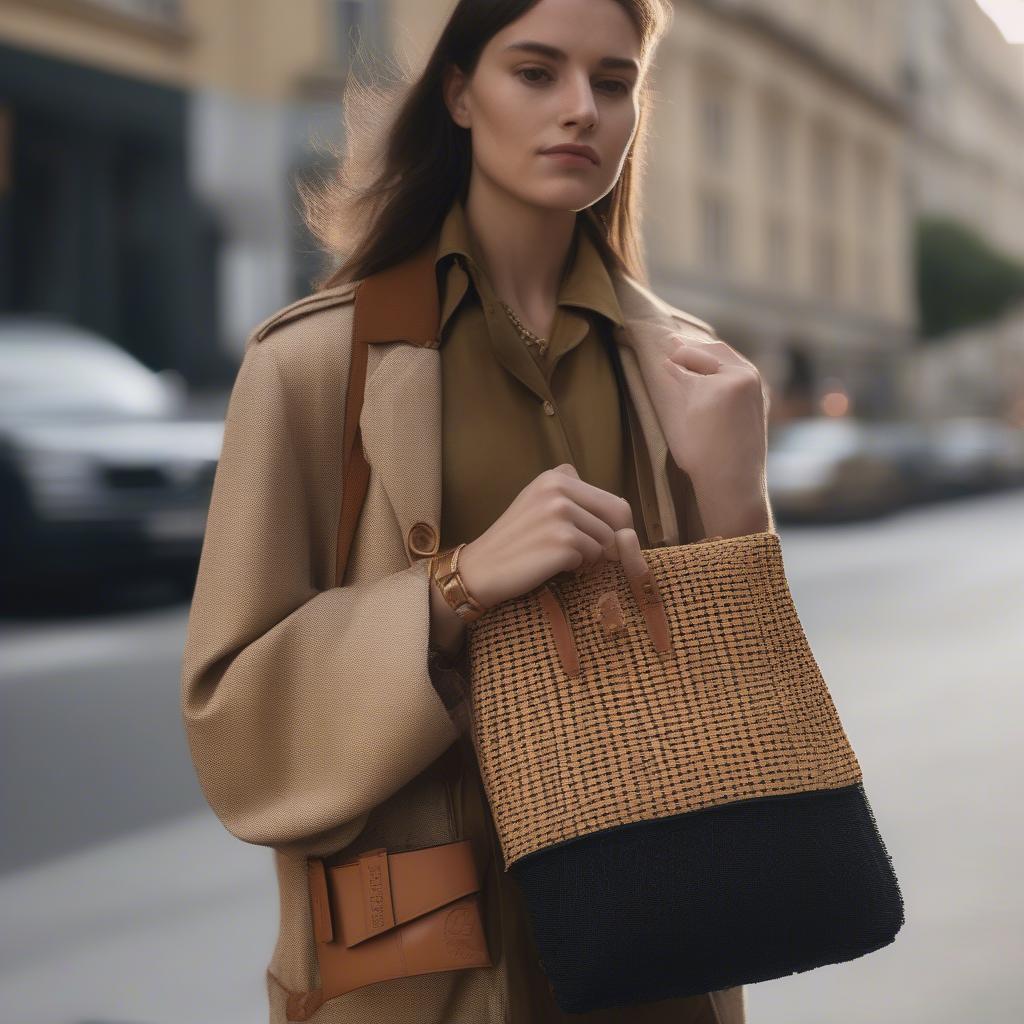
[181,0,771,1021]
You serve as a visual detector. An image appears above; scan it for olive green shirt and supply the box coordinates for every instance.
[434,196,648,554]
[431,198,713,1022]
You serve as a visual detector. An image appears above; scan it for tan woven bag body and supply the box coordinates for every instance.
[465,530,904,1014]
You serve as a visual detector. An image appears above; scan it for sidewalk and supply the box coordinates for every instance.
[0,809,276,1024]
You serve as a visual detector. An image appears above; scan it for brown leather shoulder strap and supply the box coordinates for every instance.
[336,281,371,586]
[332,231,452,584]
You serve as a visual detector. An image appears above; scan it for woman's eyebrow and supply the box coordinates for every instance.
[501,40,639,73]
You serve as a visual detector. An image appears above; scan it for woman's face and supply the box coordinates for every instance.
[444,0,645,212]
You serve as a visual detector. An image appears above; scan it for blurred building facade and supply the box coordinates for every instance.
[0,0,388,382]
[1,0,1021,415]
[906,0,1024,263]
[902,0,1024,422]
[641,0,914,422]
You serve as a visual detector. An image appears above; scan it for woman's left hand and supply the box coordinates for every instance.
[632,327,772,535]
[661,333,769,491]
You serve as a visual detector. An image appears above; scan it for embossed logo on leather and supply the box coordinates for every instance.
[443,905,484,960]
[365,859,386,930]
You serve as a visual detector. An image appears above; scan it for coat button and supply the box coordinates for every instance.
[407,521,439,559]
[542,400,555,416]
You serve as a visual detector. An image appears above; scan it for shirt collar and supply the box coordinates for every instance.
[434,197,626,340]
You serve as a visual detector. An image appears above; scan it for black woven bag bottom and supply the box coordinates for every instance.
[509,782,905,1014]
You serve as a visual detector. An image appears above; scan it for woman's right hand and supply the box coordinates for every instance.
[457,464,648,610]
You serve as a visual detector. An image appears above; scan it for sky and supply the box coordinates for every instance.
[975,0,1024,42]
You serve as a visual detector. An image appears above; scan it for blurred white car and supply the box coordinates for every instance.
[926,416,1024,492]
[0,315,224,592]
[766,417,915,521]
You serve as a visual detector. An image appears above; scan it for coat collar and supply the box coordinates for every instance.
[353,236,442,349]
[353,211,675,351]
[433,196,627,340]
[351,229,694,565]
[432,198,629,407]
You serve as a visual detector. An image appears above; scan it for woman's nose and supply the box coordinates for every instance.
[559,75,599,127]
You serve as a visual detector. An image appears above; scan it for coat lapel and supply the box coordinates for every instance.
[360,341,444,566]
[353,237,686,566]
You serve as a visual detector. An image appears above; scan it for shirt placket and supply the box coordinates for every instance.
[466,262,592,469]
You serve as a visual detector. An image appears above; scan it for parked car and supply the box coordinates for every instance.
[866,418,946,504]
[925,416,1024,494]
[0,315,224,595]
[766,416,916,522]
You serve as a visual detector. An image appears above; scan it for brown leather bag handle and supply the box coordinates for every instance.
[537,583,580,677]
[539,564,675,677]
[626,568,673,655]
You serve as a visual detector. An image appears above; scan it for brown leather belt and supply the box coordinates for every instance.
[283,837,492,1020]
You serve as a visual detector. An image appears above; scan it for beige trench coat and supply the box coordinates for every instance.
[180,239,747,1024]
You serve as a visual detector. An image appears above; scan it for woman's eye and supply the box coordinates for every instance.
[516,68,630,95]
[517,67,551,85]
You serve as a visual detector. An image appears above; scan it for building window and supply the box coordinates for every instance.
[858,142,883,227]
[699,88,732,166]
[858,0,877,34]
[811,121,839,211]
[859,244,879,309]
[765,215,790,287]
[813,228,839,301]
[83,0,183,25]
[700,192,732,271]
[332,0,365,68]
[760,94,791,192]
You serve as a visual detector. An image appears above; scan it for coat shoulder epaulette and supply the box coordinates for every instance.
[615,272,718,340]
[247,281,359,347]
[667,305,717,339]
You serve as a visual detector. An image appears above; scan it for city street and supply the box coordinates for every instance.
[1,488,1021,1024]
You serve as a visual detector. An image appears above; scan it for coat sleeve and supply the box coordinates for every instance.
[180,334,460,854]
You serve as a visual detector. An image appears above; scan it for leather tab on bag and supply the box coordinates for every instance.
[336,839,482,948]
[628,570,674,654]
[287,839,490,1018]
[356,848,395,943]
[307,858,334,943]
[537,583,580,677]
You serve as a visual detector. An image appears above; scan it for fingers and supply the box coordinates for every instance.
[666,343,721,376]
[537,469,652,589]
[614,527,649,579]
[669,332,756,373]
[562,498,622,564]
[545,466,646,570]
[567,524,649,580]
[549,464,635,535]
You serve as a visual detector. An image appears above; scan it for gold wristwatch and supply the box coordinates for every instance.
[430,543,488,623]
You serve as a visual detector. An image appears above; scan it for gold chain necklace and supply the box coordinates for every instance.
[499,300,549,355]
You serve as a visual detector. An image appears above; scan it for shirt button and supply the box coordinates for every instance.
[542,400,555,416]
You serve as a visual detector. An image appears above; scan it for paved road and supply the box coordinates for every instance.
[1,489,1021,1023]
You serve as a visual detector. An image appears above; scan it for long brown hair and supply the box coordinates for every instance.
[299,0,673,291]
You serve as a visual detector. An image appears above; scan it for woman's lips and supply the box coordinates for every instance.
[541,151,596,167]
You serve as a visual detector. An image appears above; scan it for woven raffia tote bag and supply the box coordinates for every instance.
[464,530,904,1014]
